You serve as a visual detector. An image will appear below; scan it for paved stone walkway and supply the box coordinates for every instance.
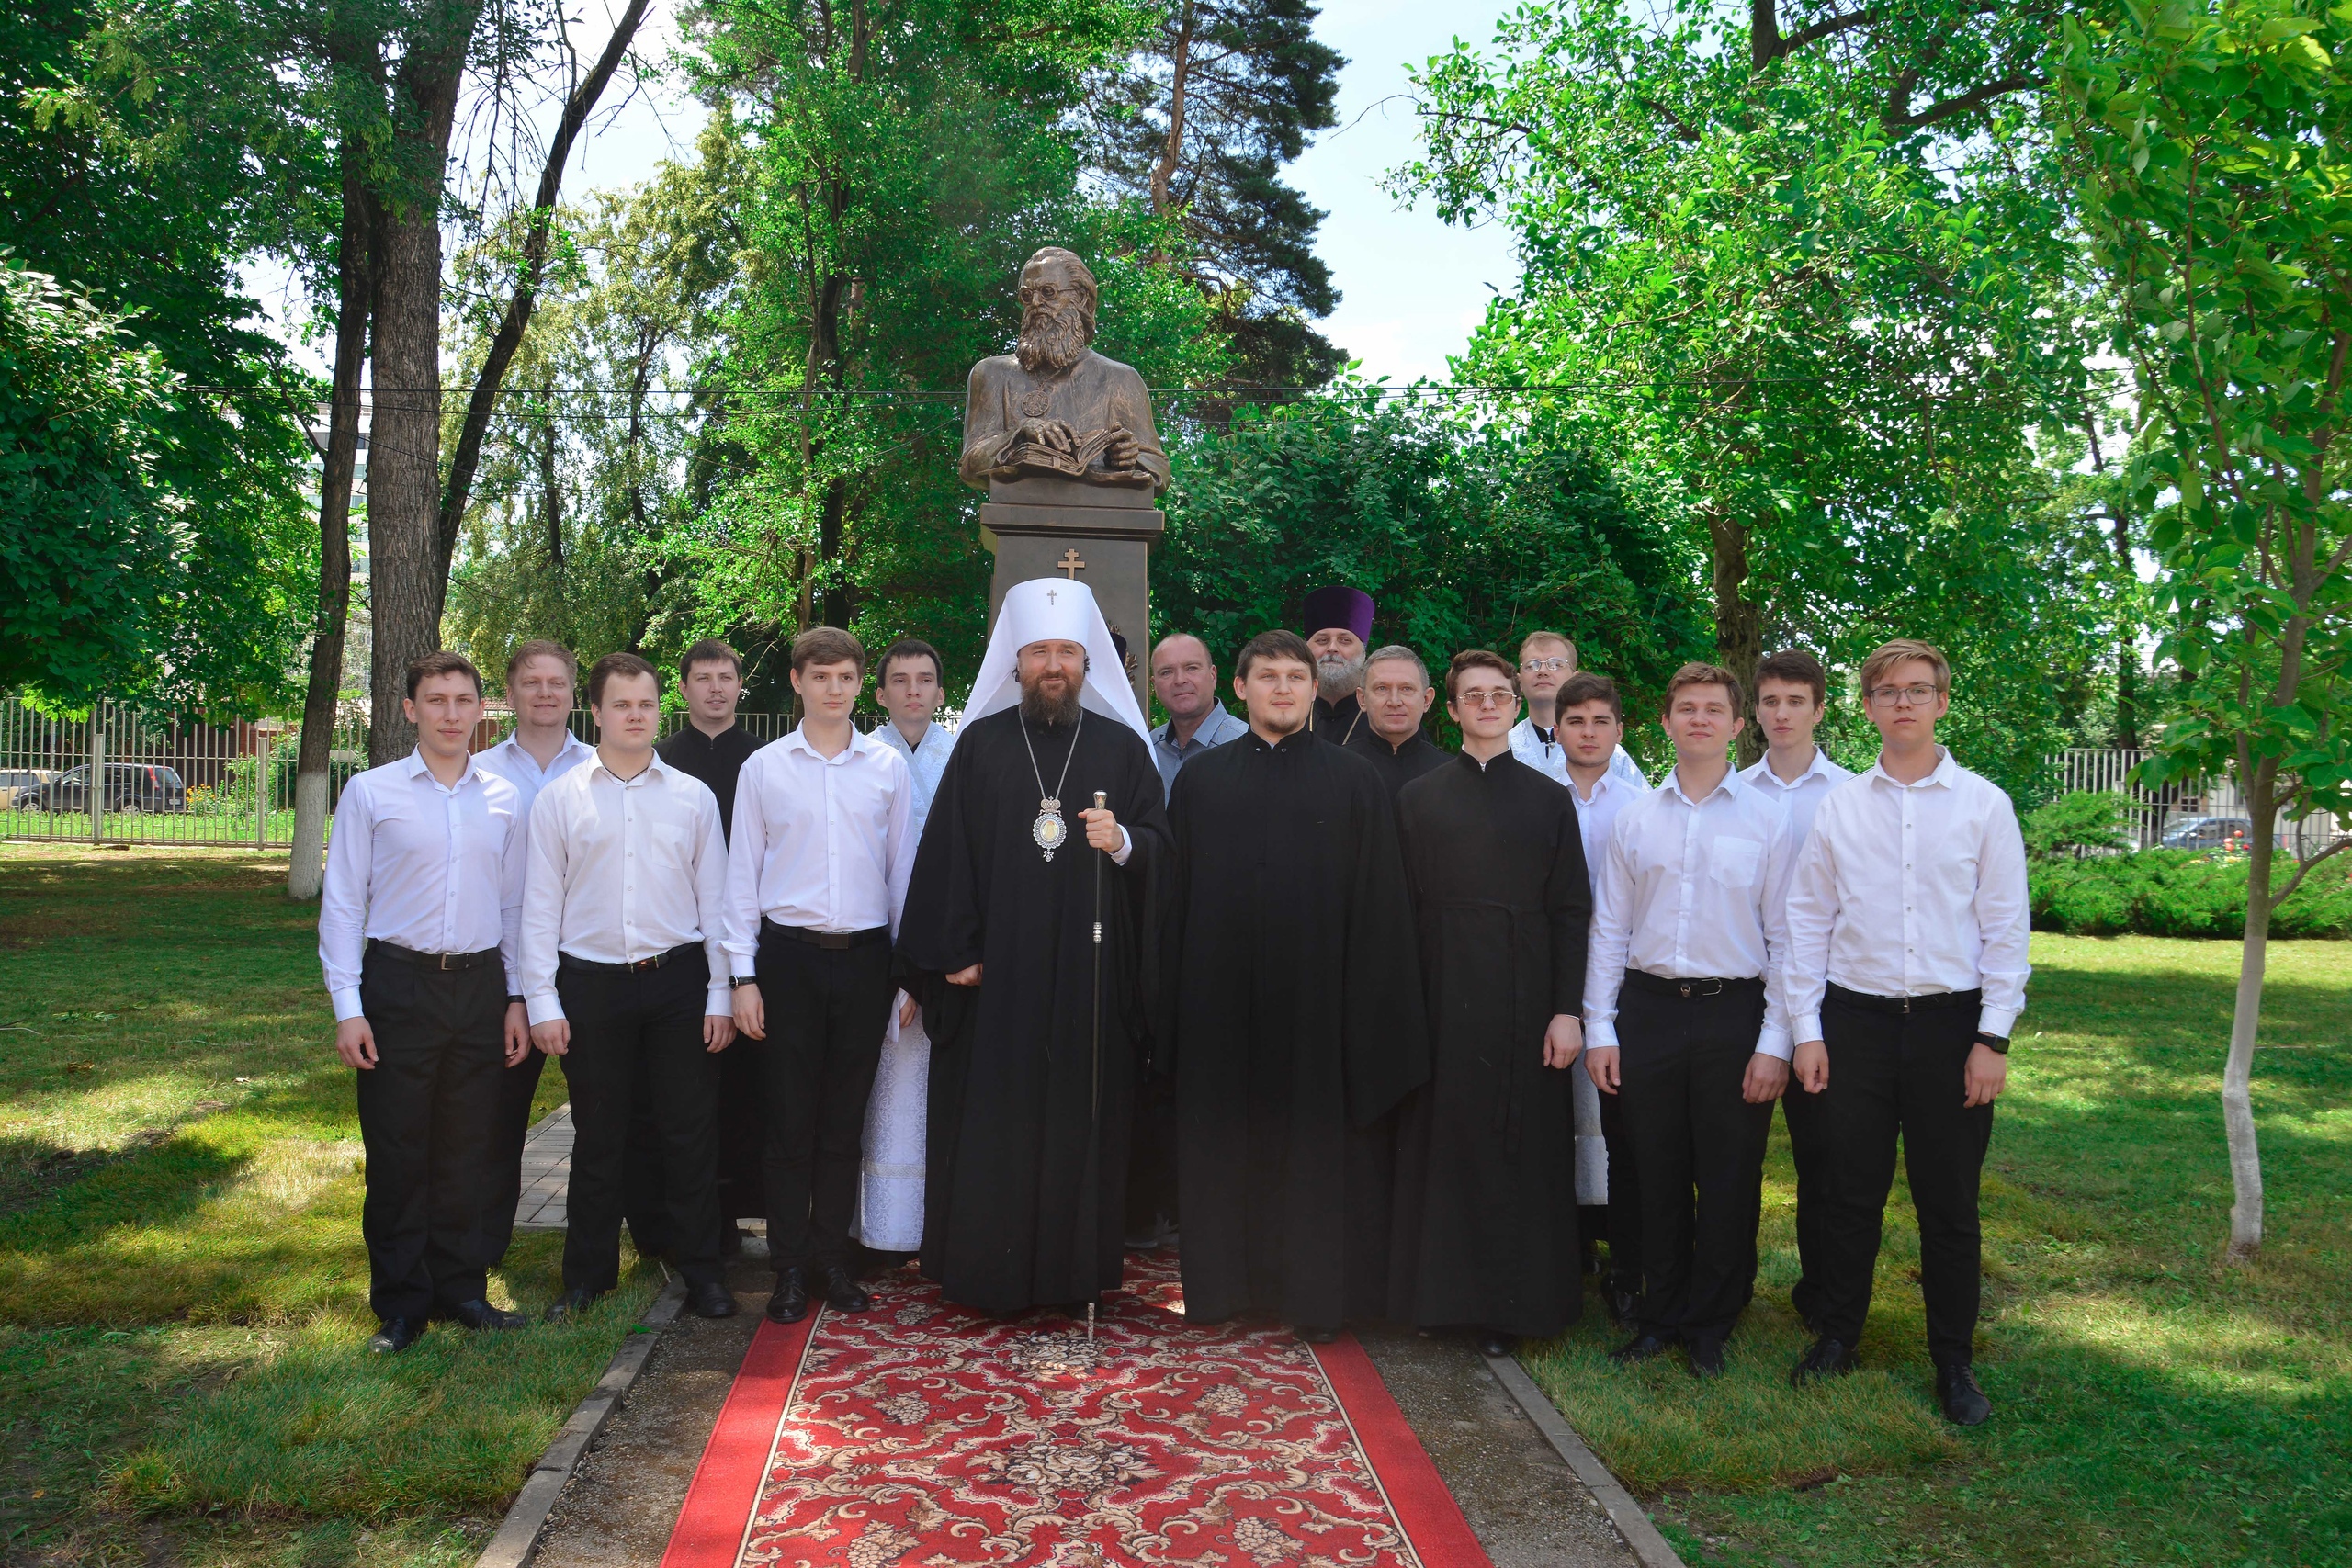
[514,1104,573,1231]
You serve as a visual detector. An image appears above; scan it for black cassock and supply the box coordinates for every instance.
[1345,725,1448,805]
[1162,729,1427,1332]
[1390,750,1591,1337]
[894,705,1170,1312]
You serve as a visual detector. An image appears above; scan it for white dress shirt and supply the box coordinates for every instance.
[318,750,527,1022]
[1510,717,1648,793]
[1582,767,1795,1058]
[726,725,916,973]
[1739,746,1853,849]
[874,718,956,840]
[476,728,595,821]
[520,751,730,1025]
[1785,748,2030,1043]
[1568,769,1642,901]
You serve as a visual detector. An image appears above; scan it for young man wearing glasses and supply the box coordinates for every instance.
[1391,651,1589,1357]
[1782,639,2028,1426]
[1583,663,1794,1378]
[1508,631,1647,790]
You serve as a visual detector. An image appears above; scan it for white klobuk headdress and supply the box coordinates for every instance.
[961,577,1150,742]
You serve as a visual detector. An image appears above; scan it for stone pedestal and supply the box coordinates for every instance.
[980,477,1161,711]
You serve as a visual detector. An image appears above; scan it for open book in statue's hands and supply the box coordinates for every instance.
[990,422,1153,483]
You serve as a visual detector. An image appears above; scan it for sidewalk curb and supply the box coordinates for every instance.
[1483,1351,1688,1568]
[476,1276,690,1568]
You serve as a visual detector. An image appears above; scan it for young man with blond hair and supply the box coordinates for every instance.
[1508,630,1647,790]
[1584,662,1794,1378]
[1783,639,2028,1426]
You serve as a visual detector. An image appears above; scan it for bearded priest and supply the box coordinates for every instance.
[1160,629,1428,1342]
[894,579,1172,1314]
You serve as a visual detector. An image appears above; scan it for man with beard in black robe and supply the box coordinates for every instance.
[1301,586,1374,745]
[895,579,1170,1314]
[1346,644,1447,805]
[1162,630,1428,1341]
[1391,650,1591,1356]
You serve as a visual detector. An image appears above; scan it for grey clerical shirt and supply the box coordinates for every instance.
[1148,701,1249,799]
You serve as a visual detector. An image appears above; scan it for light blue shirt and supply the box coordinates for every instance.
[1149,701,1249,799]
[875,718,956,840]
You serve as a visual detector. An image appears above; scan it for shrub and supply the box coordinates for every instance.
[2022,791,2132,859]
[2030,850,2352,939]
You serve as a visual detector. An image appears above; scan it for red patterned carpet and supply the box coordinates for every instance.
[660,1252,1490,1568]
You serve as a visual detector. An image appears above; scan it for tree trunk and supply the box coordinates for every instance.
[2114,509,2138,748]
[1150,2,1196,215]
[288,164,374,898]
[366,193,447,765]
[1708,508,1765,765]
[2223,773,2278,1262]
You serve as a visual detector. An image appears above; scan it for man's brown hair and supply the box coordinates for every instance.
[791,626,866,676]
[1663,661,1743,712]
[586,651,659,706]
[1859,637,1951,698]
[1234,628,1315,681]
[1555,670,1622,721]
[406,650,482,699]
[1447,649,1519,702]
[877,637,943,685]
[680,637,743,682]
[1754,649,1827,708]
[505,639,577,684]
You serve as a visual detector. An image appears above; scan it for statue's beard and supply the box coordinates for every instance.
[1019,673,1082,728]
[1317,654,1364,705]
[1016,303,1094,375]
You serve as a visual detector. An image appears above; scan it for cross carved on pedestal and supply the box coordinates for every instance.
[1056,548,1087,579]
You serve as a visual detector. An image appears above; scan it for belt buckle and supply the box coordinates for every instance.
[436,952,458,972]
[1901,996,1912,1015]
[1677,980,1692,999]
[630,954,660,973]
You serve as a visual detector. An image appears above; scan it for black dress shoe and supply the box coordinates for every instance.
[1476,1330,1516,1358]
[1938,1362,1992,1426]
[542,1287,604,1324]
[766,1267,810,1323]
[1294,1325,1340,1345]
[687,1280,739,1319]
[1609,1332,1673,1366]
[1686,1337,1726,1378]
[819,1263,871,1314]
[368,1316,425,1354]
[1791,1337,1860,1386]
[444,1298,527,1331]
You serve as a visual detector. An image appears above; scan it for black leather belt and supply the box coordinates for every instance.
[559,941,702,974]
[368,940,500,973]
[1826,982,1981,1016]
[762,918,890,951]
[1623,969,1764,999]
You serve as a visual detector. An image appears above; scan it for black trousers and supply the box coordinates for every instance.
[1781,1064,1829,1327]
[556,952,723,1292]
[753,924,894,1272]
[1617,977,1773,1346]
[1597,1081,1645,1294]
[353,945,505,1324]
[484,1044,545,1264]
[1125,1069,1180,1237]
[1809,987,1993,1366]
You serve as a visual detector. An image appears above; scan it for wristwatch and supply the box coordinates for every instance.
[729,975,760,990]
[506,993,525,1007]
[1973,1031,2010,1055]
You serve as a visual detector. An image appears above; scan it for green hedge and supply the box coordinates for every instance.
[2030,850,2352,938]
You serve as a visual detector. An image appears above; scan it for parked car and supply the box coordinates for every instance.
[2160,815,2285,852]
[1,769,51,808]
[24,763,187,814]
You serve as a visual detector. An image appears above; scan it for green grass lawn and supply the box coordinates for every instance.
[0,845,657,1566]
[1527,934,2352,1567]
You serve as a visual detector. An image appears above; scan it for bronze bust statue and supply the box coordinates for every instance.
[960,246,1170,497]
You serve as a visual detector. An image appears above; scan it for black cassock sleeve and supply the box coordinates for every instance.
[1547,784,1592,1018]
[1340,757,1429,1127]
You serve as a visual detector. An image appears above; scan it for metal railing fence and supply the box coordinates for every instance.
[0,700,905,848]
[2051,747,2347,858]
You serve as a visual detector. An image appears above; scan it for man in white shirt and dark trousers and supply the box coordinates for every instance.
[522,652,740,1323]
[319,651,531,1352]
[728,627,915,1325]
[1584,663,1794,1378]
[1736,649,1853,1336]
[1784,639,2028,1426]
[474,638,594,1269]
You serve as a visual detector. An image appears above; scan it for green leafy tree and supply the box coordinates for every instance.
[681,0,1227,694]
[1091,0,1346,389]
[1152,389,1708,755]
[1398,0,2099,766]
[2058,0,2352,1260]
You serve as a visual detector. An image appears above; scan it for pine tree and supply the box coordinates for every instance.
[1094,0,1345,393]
